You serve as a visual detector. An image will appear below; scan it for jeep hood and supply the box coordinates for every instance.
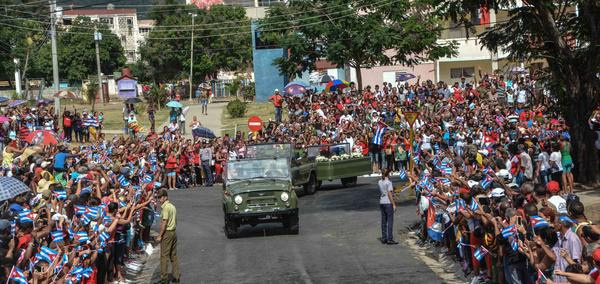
[226,179,290,194]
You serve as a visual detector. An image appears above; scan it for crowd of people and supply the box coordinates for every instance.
[0,68,595,284]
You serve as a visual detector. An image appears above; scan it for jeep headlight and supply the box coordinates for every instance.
[234,195,243,205]
[280,192,289,202]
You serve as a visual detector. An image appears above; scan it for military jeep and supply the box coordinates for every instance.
[223,143,298,238]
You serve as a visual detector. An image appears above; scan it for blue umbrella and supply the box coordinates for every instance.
[9,100,26,108]
[166,101,182,108]
[284,81,309,95]
[395,73,416,82]
[192,126,216,139]
[0,176,30,202]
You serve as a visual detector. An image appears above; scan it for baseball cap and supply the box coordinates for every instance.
[459,187,470,194]
[547,181,560,194]
[490,188,505,198]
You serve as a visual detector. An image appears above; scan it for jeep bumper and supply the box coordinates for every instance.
[225,208,298,223]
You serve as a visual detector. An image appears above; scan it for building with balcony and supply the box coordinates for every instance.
[61,7,147,63]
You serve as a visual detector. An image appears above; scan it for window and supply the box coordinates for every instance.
[126,18,133,25]
[121,35,127,43]
[450,67,475,79]
[63,18,72,25]
[139,28,150,33]
[99,17,113,25]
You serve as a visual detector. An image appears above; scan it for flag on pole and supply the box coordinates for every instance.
[473,246,488,261]
[9,267,28,284]
[51,231,64,243]
[502,225,517,239]
[530,216,550,229]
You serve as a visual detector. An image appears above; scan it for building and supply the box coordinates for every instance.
[137,19,155,42]
[61,7,145,63]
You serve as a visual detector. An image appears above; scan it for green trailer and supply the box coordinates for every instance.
[292,143,372,194]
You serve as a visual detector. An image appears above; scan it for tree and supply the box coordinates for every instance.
[36,16,126,83]
[434,1,600,184]
[0,1,49,87]
[138,2,252,83]
[258,0,457,91]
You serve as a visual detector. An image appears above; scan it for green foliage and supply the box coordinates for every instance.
[34,16,126,83]
[85,80,98,112]
[0,1,48,81]
[243,82,255,102]
[140,2,252,83]
[259,0,457,90]
[225,77,243,97]
[226,99,247,118]
[143,84,168,109]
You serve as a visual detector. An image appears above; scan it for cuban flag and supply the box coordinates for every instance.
[437,162,453,175]
[502,225,517,239]
[142,174,153,183]
[510,236,519,251]
[469,198,480,211]
[99,231,110,244]
[473,246,488,261]
[483,167,495,175]
[530,216,550,229]
[9,267,28,284]
[119,201,127,208]
[54,189,67,201]
[480,175,493,189]
[51,231,64,243]
[75,205,87,216]
[559,216,578,224]
[75,232,89,244]
[80,186,93,195]
[18,210,34,223]
[85,207,100,220]
[413,154,420,165]
[398,170,407,180]
[118,175,130,187]
[79,214,91,226]
[372,125,387,146]
[103,215,112,226]
[437,178,451,186]
[455,198,467,213]
[433,143,440,153]
[36,246,57,263]
[10,220,16,236]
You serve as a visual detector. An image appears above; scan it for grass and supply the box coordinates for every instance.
[60,99,172,131]
[221,102,285,137]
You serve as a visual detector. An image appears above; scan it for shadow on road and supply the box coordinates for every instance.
[234,223,295,238]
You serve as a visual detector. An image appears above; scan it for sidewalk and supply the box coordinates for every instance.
[574,185,600,222]
[182,101,226,138]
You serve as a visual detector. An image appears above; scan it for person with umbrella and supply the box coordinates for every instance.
[269,89,283,123]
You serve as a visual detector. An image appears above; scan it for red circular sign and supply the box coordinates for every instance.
[247,116,263,132]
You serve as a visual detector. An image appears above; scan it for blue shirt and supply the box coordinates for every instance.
[54,152,69,169]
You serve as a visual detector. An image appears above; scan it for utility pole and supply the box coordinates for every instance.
[94,25,104,105]
[50,0,60,116]
[188,13,197,101]
[13,58,21,97]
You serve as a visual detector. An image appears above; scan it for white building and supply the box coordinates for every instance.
[61,7,148,63]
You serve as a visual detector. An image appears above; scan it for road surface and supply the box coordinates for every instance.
[162,177,443,283]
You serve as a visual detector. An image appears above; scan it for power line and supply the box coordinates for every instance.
[0,0,387,31]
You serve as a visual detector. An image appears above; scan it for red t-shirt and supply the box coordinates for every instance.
[269,94,283,107]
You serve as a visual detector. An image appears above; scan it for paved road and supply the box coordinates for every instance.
[166,177,442,283]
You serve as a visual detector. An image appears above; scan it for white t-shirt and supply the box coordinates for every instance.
[550,151,563,173]
[379,178,393,204]
[538,152,551,172]
[517,89,527,104]
[520,152,533,179]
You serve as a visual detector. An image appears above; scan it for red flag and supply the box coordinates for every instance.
[479,3,490,25]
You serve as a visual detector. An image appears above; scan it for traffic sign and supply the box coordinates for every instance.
[247,116,263,132]
[404,111,419,127]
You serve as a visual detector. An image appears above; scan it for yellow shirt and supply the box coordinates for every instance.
[161,200,177,231]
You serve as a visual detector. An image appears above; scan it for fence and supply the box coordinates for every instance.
[210,79,252,98]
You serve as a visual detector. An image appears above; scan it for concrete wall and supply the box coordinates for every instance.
[438,60,493,84]
[358,63,435,88]
[252,21,287,102]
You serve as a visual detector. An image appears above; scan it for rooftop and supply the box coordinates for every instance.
[63,8,136,16]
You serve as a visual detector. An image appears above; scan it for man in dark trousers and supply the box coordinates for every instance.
[157,189,180,283]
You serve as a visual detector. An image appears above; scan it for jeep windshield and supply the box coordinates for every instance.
[226,158,290,181]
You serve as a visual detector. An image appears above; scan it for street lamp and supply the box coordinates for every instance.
[94,27,104,105]
[189,13,197,102]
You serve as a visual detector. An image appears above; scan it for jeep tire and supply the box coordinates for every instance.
[224,218,238,239]
[303,173,317,195]
[341,176,358,187]
[283,212,299,235]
